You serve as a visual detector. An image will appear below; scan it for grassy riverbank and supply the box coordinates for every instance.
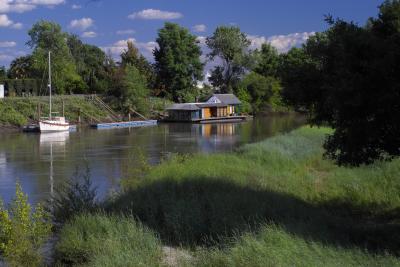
[0,96,109,127]
[54,126,400,266]
[0,96,172,129]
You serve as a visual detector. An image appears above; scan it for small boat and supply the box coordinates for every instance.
[39,51,70,132]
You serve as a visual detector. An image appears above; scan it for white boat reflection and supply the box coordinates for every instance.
[39,131,69,204]
[39,131,70,146]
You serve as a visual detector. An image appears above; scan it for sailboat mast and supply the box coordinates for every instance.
[48,51,52,120]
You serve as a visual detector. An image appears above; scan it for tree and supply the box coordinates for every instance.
[0,66,6,80]
[154,22,203,102]
[120,41,155,89]
[206,26,253,93]
[28,20,83,94]
[108,65,150,116]
[254,43,280,78]
[279,1,400,165]
[7,56,36,79]
[239,72,278,113]
[279,47,321,111]
[67,34,110,93]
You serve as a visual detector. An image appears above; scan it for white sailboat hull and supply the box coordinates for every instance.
[39,119,70,132]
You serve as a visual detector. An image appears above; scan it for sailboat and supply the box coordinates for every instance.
[39,51,70,132]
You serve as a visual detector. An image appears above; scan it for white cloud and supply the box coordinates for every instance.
[0,14,13,27]
[248,32,315,53]
[71,4,81,9]
[0,14,22,29]
[128,9,183,20]
[102,38,158,61]
[0,53,13,61]
[69,17,94,31]
[81,31,97,38]
[11,22,22,29]
[0,41,16,47]
[0,0,64,13]
[116,29,135,35]
[192,24,206,33]
[0,50,27,65]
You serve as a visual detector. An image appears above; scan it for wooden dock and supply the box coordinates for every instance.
[91,120,158,129]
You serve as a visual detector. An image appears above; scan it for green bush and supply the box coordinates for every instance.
[54,214,162,266]
[0,183,52,267]
[52,166,98,224]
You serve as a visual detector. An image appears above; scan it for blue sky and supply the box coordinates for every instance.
[0,0,384,67]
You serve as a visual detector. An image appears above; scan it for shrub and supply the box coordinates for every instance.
[54,214,162,266]
[0,183,52,267]
[52,166,98,223]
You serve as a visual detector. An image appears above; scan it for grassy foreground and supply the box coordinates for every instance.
[55,126,400,266]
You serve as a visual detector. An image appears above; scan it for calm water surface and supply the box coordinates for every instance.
[0,115,305,204]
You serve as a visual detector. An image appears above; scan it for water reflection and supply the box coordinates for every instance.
[0,115,305,204]
[39,132,69,201]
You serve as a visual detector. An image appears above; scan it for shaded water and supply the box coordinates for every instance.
[0,115,305,204]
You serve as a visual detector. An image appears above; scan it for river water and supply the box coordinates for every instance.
[0,115,305,204]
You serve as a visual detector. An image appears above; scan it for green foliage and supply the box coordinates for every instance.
[67,34,112,93]
[206,26,254,93]
[120,41,155,89]
[154,22,204,102]
[0,66,6,79]
[0,96,109,126]
[238,72,281,113]
[52,166,98,223]
[0,184,52,267]
[108,65,150,116]
[7,56,37,79]
[28,20,84,94]
[54,214,162,266]
[279,2,400,165]
[254,43,280,78]
[0,101,28,126]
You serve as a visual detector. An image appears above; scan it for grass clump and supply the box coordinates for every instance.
[193,224,400,267]
[54,214,162,267]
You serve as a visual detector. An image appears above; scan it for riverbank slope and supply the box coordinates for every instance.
[54,126,400,266]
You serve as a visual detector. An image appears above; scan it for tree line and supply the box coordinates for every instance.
[1,20,285,114]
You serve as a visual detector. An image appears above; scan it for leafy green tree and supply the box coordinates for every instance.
[279,1,400,165]
[67,34,111,93]
[239,72,279,113]
[7,56,37,79]
[108,65,150,116]
[254,43,280,78]
[154,22,203,102]
[206,26,254,93]
[279,47,321,111]
[120,41,155,89]
[28,20,83,94]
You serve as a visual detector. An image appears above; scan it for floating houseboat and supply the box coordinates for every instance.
[166,94,248,123]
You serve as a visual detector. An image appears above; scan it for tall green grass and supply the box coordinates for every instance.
[54,214,162,267]
[57,126,400,266]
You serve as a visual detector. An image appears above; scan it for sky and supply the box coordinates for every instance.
[0,0,384,67]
